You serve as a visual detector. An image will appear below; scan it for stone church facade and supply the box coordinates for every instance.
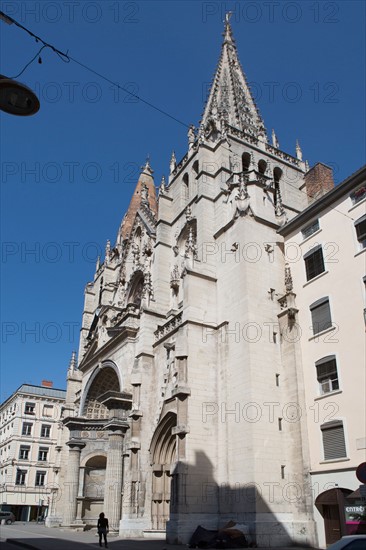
[46,19,337,546]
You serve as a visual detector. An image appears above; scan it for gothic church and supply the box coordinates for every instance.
[48,18,330,546]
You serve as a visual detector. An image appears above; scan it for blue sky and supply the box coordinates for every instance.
[0,0,365,401]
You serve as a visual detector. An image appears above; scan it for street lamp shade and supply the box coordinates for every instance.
[0,74,40,116]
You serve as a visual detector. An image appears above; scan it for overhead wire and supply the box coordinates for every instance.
[0,10,189,128]
[10,45,48,79]
[67,54,189,129]
[0,10,357,222]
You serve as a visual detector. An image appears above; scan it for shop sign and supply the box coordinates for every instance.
[345,504,366,524]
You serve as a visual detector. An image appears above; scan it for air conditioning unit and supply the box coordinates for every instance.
[320,380,331,394]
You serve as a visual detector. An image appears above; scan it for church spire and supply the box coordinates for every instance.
[199,15,267,142]
[119,159,157,240]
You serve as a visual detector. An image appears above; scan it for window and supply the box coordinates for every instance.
[351,185,366,205]
[24,402,35,415]
[19,445,30,460]
[15,469,27,485]
[182,173,189,200]
[304,245,325,281]
[310,297,332,335]
[258,159,267,175]
[22,423,32,436]
[192,160,199,176]
[355,215,366,250]
[321,420,347,460]
[316,356,339,395]
[242,152,251,172]
[42,405,53,418]
[35,471,46,487]
[301,219,320,239]
[40,424,51,438]
[38,447,48,462]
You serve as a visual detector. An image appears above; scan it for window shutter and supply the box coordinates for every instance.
[321,422,347,460]
[311,299,332,334]
[302,219,320,239]
[304,246,325,280]
[355,216,366,245]
[316,357,337,380]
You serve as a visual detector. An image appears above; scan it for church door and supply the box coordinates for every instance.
[150,412,177,531]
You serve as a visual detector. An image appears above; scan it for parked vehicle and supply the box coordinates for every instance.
[0,510,15,524]
[327,535,366,550]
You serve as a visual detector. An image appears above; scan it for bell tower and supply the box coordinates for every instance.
[154,16,316,546]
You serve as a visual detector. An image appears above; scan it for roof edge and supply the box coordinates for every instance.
[278,164,366,236]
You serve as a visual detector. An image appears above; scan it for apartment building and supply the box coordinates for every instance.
[279,165,366,547]
[0,381,66,521]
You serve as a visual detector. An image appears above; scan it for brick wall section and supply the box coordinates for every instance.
[304,162,334,203]
[120,171,157,240]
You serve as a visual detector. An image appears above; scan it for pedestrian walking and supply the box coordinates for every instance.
[97,512,109,548]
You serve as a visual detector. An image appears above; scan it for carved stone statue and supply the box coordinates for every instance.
[188,125,195,149]
[141,183,149,204]
[235,173,250,214]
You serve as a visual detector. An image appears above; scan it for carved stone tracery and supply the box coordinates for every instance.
[83,367,120,420]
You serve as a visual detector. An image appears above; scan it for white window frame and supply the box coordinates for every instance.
[19,445,31,460]
[321,420,347,461]
[38,447,49,462]
[355,214,366,251]
[350,185,366,205]
[301,219,320,240]
[40,424,51,438]
[304,244,325,281]
[35,470,46,487]
[15,469,27,486]
[316,355,339,395]
[24,402,35,415]
[310,297,332,335]
[22,422,33,436]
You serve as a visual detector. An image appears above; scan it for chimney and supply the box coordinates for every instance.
[304,162,334,204]
[41,380,53,388]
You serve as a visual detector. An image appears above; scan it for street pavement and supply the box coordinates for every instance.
[0,522,321,550]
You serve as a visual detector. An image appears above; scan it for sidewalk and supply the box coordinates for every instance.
[0,522,320,550]
[1,522,171,550]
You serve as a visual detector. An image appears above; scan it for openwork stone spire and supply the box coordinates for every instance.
[68,351,77,372]
[199,14,267,142]
[119,160,157,240]
[285,263,293,292]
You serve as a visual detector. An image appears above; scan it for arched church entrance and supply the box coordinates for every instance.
[150,412,177,531]
[315,487,352,546]
[78,364,122,525]
[82,455,107,521]
[82,366,120,419]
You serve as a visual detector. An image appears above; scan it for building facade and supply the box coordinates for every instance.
[279,167,366,548]
[0,381,66,521]
[47,18,364,548]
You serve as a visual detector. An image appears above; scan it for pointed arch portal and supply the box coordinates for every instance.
[82,366,120,419]
[150,412,177,530]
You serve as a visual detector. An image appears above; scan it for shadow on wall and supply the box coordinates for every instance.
[167,450,315,547]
